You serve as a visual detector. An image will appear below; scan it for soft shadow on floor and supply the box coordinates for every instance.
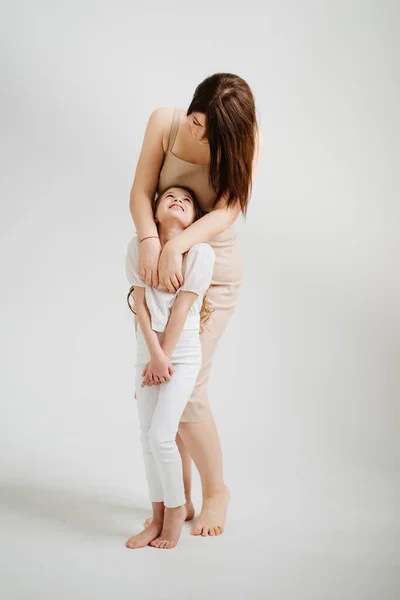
[0,479,149,539]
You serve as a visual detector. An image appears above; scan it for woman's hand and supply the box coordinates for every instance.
[138,237,162,287]
[141,352,174,387]
[158,239,184,293]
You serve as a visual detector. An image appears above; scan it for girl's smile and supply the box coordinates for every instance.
[153,187,198,248]
[169,202,185,212]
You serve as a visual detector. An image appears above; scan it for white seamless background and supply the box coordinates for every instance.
[0,2,398,599]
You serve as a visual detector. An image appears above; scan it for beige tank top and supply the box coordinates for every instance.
[157,107,218,213]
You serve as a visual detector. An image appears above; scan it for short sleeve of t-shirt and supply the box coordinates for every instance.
[180,243,216,296]
[125,235,146,287]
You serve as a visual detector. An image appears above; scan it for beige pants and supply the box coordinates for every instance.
[134,225,243,423]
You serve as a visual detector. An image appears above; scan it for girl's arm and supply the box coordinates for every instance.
[133,287,164,359]
[161,243,216,356]
[136,287,175,387]
[160,291,198,358]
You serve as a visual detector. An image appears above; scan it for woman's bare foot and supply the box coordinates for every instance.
[144,499,195,527]
[125,520,163,549]
[150,504,187,549]
[191,487,230,536]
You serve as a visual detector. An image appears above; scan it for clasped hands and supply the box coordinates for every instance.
[141,347,174,387]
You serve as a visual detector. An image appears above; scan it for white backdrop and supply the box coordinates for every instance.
[1,1,398,599]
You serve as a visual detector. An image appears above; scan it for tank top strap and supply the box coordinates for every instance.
[167,107,181,151]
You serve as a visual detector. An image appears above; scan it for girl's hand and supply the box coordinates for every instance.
[158,240,184,293]
[141,362,159,386]
[141,353,174,387]
[138,237,162,287]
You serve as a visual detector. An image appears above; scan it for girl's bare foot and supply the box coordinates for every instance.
[191,487,230,536]
[150,504,187,549]
[144,499,195,527]
[125,520,163,549]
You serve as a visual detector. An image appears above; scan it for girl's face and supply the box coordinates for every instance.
[155,188,196,228]
[187,112,209,144]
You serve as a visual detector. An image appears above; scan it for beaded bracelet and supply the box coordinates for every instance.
[139,235,160,243]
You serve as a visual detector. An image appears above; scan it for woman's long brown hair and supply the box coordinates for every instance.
[187,72,259,218]
[126,185,215,333]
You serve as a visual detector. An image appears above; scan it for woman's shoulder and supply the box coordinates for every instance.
[148,106,177,153]
[145,106,174,124]
[151,106,184,118]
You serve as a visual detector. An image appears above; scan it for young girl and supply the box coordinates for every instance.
[124,184,216,550]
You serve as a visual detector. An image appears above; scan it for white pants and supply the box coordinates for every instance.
[135,324,202,508]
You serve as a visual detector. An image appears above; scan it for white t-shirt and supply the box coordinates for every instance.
[125,235,216,332]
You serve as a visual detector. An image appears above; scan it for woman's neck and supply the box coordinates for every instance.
[180,109,210,161]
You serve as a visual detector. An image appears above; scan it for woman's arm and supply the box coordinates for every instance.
[129,108,172,287]
[158,129,264,291]
[166,128,264,254]
[165,201,241,255]
[129,107,167,237]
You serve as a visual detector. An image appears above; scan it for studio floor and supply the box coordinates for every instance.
[0,470,397,600]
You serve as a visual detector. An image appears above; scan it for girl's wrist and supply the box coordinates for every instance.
[150,344,166,360]
[160,342,173,359]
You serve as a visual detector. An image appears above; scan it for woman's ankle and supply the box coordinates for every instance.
[201,483,229,499]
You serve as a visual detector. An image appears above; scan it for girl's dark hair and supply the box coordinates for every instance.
[187,72,259,218]
[126,184,215,332]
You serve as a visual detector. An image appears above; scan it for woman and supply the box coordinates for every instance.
[128,72,263,537]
